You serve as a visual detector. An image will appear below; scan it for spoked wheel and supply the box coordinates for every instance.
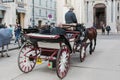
[56,45,70,79]
[80,43,86,62]
[73,41,79,53]
[18,42,38,73]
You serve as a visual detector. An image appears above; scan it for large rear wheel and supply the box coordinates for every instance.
[56,45,70,79]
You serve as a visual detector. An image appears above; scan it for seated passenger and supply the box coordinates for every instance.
[39,24,50,34]
[50,23,66,35]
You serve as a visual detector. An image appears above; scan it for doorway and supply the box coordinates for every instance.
[16,11,25,28]
[94,4,106,29]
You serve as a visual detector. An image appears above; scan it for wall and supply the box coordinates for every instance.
[56,0,85,24]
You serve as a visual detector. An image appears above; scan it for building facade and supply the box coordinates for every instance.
[56,0,85,24]
[0,0,56,28]
[0,0,26,28]
[57,0,120,33]
[27,0,56,28]
[85,0,120,33]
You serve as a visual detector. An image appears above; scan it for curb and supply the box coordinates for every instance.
[0,47,19,53]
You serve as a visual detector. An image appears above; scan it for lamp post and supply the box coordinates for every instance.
[32,0,35,27]
[86,1,89,22]
[111,0,113,22]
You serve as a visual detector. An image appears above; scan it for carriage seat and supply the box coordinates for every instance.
[26,33,60,40]
[25,33,72,53]
[62,23,77,31]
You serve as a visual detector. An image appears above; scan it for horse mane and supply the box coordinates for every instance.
[0,24,5,29]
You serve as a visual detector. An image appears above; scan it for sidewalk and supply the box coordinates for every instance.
[97,29,120,34]
[0,39,19,53]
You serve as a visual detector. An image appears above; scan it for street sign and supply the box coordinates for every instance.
[48,14,52,19]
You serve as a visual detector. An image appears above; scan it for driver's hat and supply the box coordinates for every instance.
[70,7,74,10]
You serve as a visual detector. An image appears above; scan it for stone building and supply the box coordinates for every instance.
[56,0,85,24]
[0,0,56,28]
[85,0,120,33]
[57,0,120,33]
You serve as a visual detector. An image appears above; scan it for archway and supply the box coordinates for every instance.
[93,3,106,29]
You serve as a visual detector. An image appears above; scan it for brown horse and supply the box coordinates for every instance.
[82,27,97,55]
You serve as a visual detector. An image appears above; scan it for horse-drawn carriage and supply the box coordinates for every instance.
[18,24,97,79]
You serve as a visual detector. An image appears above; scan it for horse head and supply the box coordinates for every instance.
[76,23,86,37]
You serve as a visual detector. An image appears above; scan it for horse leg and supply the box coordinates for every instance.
[92,38,96,52]
[89,41,93,55]
[1,45,4,57]
[6,45,10,57]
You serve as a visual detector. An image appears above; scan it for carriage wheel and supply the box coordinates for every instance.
[80,43,86,62]
[56,45,70,79]
[18,42,37,73]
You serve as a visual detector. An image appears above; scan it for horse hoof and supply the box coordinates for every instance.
[1,55,4,57]
[92,49,95,52]
[7,55,10,57]
[6,54,10,57]
[89,51,92,55]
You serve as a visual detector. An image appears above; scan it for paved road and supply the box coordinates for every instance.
[0,34,120,80]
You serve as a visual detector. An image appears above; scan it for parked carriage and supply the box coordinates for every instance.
[18,24,97,79]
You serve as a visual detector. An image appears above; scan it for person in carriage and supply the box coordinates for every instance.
[65,7,87,43]
[65,7,86,34]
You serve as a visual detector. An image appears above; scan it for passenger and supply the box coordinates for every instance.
[50,23,66,35]
[39,24,50,34]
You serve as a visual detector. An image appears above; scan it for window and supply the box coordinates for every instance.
[39,0,41,6]
[39,9,41,17]
[46,10,47,17]
[46,0,47,7]
[16,0,23,2]
[2,0,14,3]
